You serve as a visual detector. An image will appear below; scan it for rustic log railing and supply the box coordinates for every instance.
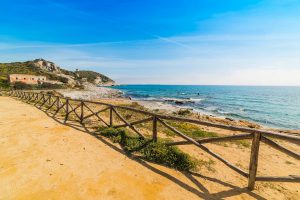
[7,90,300,190]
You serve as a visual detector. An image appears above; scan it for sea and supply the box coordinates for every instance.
[111,85,300,130]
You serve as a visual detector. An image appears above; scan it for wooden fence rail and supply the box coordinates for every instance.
[6,90,300,190]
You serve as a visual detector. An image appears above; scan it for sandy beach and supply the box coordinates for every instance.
[0,96,200,200]
[58,84,123,100]
[1,95,300,199]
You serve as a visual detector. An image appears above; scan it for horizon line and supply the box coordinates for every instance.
[112,84,300,87]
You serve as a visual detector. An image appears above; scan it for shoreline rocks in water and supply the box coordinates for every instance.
[163,98,196,105]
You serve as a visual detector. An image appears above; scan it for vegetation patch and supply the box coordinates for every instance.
[0,77,10,89]
[174,109,192,116]
[12,82,66,90]
[98,127,198,171]
[165,121,219,139]
[198,159,216,172]
[76,70,113,83]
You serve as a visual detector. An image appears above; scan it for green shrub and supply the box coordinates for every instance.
[0,78,10,89]
[98,127,124,143]
[12,82,65,90]
[141,141,197,171]
[98,127,197,171]
[37,82,65,89]
[13,82,33,90]
[176,109,192,116]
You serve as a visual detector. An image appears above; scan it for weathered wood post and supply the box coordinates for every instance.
[65,98,69,122]
[42,94,45,104]
[34,93,39,106]
[248,132,261,190]
[48,95,51,105]
[152,116,158,142]
[26,93,31,102]
[109,106,113,127]
[56,96,60,112]
[80,100,84,123]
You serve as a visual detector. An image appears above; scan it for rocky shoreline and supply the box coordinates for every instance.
[56,87,299,134]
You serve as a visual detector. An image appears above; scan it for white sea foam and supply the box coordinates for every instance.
[190,98,203,102]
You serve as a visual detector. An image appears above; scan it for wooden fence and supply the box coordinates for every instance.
[7,90,300,190]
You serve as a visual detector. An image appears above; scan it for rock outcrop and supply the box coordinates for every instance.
[33,59,61,73]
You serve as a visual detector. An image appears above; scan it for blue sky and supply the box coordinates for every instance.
[1,0,300,85]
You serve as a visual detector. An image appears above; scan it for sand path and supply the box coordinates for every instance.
[0,97,299,200]
[0,97,212,200]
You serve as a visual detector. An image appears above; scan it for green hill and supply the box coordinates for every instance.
[0,59,115,89]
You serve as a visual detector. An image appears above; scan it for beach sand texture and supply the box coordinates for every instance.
[0,96,299,200]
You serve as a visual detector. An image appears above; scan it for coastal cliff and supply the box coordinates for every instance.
[0,59,116,89]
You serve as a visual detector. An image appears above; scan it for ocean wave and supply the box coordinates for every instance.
[190,98,203,102]
[216,110,230,115]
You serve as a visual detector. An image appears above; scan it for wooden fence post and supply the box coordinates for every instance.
[109,106,113,127]
[65,98,69,122]
[152,116,157,142]
[56,96,60,112]
[80,100,84,123]
[248,132,261,190]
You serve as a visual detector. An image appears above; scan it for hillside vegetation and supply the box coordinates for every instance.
[76,70,113,84]
[0,59,115,89]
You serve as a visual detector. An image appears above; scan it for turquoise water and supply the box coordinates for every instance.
[112,85,300,130]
